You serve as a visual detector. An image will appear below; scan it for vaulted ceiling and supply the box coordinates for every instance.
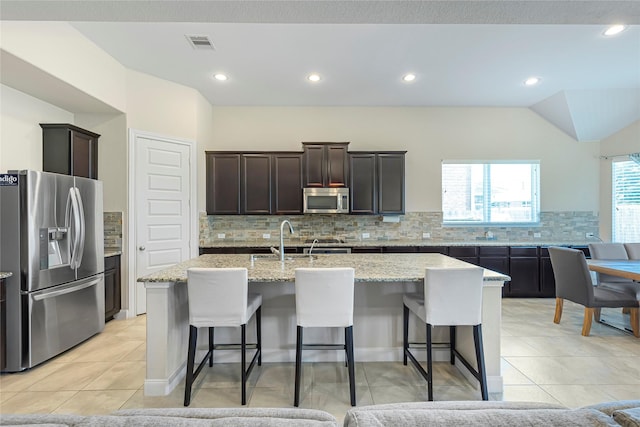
[2,1,639,141]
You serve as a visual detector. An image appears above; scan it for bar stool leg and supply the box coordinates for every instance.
[473,325,488,400]
[208,327,214,367]
[345,326,356,406]
[184,325,198,406]
[241,324,247,405]
[294,326,303,407]
[256,307,262,365]
[426,323,433,401]
[403,304,409,365]
[449,326,456,365]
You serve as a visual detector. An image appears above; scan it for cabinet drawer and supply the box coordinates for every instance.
[479,246,508,256]
[418,246,449,255]
[383,246,417,253]
[449,246,478,257]
[510,247,538,257]
[105,255,119,270]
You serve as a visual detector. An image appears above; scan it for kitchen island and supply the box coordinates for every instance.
[139,253,509,397]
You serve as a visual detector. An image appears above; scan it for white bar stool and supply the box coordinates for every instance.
[403,266,488,401]
[184,267,262,406]
[294,267,356,407]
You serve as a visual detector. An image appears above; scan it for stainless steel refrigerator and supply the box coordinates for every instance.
[0,170,105,372]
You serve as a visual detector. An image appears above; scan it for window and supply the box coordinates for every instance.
[612,159,640,242]
[442,160,540,225]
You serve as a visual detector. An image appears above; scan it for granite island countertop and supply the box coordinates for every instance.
[0,272,12,280]
[200,238,598,249]
[138,253,510,284]
[104,250,122,258]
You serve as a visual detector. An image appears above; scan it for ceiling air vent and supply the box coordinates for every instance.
[185,35,215,50]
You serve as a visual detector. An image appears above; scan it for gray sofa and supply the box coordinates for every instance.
[343,400,640,427]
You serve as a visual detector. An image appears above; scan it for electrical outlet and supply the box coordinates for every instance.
[262,233,271,239]
[362,233,370,239]
[217,233,225,239]
[586,232,595,238]
[533,232,541,238]
[422,232,431,239]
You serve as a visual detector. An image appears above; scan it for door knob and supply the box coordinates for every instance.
[139,246,146,251]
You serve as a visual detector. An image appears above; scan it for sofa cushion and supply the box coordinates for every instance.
[613,408,640,427]
[583,401,640,417]
[112,408,339,426]
[0,414,85,426]
[343,402,622,427]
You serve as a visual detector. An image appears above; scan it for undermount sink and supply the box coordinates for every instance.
[250,254,317,262]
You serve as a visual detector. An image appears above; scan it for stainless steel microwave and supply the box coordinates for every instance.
[303,187,349,214]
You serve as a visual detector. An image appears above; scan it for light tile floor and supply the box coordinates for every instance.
[1,298,639,423]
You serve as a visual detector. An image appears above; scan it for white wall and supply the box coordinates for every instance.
[0,84,74,172]
[205,106,600,213]
[598,120,640,240]
[0,22,127,113]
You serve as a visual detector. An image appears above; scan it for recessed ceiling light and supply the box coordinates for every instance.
[307,73,321,82]
[603,25,626,37]
[402,74,416,82]
[214,73,228,81]
[524,77,541,86]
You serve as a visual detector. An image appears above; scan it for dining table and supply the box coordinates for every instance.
[587,260,640,281]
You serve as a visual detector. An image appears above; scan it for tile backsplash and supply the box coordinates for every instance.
[104,211,123,250]
[200,211,599,245]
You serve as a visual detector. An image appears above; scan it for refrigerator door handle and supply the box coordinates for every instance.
[66,187,82,269]
[32,275,102,301]
[74,187,86,267]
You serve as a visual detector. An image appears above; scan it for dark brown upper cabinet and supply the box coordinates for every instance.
[41,123,100,179]
[302,142,349,188]
[242,154,272,214]
[349,151,406,215]
[273,153,303,214]
[206,152,303,215]
[206,153,241,214]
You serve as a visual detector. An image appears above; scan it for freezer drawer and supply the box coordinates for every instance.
[24,274,105,369]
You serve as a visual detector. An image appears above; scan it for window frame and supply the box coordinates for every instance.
[612,159,640,242]
[441,159,541,227]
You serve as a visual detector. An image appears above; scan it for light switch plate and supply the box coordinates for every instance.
[262,233,271,239]
[217,233,225,239]
[533,232,541,238]
[422,232,431,239]
[362,233,370,239]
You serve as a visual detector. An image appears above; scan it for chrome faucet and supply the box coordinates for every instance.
[308,238,319,256]
[279,220,294,261]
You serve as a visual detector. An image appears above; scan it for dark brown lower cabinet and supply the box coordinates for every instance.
[539,247,556,298]
[507,247,539,297]
[478,247,509,296]
[448,246,479,265]
[104,255,121,322]
[0,278,5,370]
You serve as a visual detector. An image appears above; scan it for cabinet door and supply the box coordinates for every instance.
[303,144,325,187]
[539,248,556,297]
[71,131,97,179]
[242,154,272,214]
[273,153,303,214]
[206,153,241,214]
[378,153,405,214]
[104,256,121,321]
[326,144,348,187]
[349,153,377,214]
[449,246,478,265]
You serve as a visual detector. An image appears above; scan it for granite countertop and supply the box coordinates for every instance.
[105,250,122,258]
[0,272,12,280]
[138,253,510,284]
[200,238,598,248]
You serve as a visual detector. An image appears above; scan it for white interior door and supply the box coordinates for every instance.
[134,135,191,315]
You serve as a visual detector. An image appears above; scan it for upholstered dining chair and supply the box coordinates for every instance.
[184,267,262,406]
[624,243,640,260]
[294,267,356,407]
[403,266,488,401]
[589,243,640,300]
[548,247,639,337]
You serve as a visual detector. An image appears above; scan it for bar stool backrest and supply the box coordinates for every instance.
[186,267,249,327]
[424,267,484,326]
[295,268,355,328]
